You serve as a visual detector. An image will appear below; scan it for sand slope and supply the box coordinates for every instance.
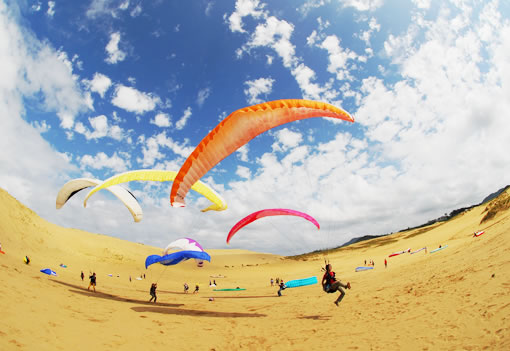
[0,187,509,350]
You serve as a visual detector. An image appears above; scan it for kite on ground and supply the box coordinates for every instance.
[40,268,57,276]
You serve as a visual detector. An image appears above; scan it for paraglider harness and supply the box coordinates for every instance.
[322,260,337,293]
[323,271,337,293]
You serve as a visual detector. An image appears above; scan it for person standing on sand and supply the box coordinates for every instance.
[88,272,96,292]
[149,283,157,303]
[81,271,84,281]
[277,280,286,296]
[322,264,351,306]
[184,282,189,293]
[270,278,274,286]
[193,284,199,294]
[384,259,387,268]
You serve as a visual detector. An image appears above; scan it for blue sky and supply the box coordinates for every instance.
[1,0,510,255]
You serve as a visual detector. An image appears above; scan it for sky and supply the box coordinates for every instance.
[1,0,510,255]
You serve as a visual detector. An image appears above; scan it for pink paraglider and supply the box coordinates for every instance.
[226,209,320,244]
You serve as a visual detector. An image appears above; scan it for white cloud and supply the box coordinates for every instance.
[412,0,431,10]
[231,5,346,103]
[341,0,384,12]
[150,113,172,128]
[243,77,274,104]
[227,0,267,33]
[245,16,296,68]
[31,2,42,12]
[176,107,192,130]
[74,115,128,141]
[0,9,89,130]
[47,1,55,17]
[137,131,193,167]
[131,4,142,17]
[320,35,360,81]
[298,0,330,17]
[105,32,126,64]
[271,128,303,152]
[236,165,251,179]
[119,0,129,11]
[357,17,380,51]
[236,144,249,162]
[32,120,51,133]
[84,73,112,98]
[205,2,214,16]
[196,87,211,107]
[111,85,160,114]
[80,152,130,172]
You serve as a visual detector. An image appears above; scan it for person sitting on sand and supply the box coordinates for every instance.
[277,280,286,297]
[193,284,199,294]
[149,283,157,303]
[88,272,96,292]
[322,264,351,306]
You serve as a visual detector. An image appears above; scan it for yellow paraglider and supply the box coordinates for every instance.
[83,170,227,212]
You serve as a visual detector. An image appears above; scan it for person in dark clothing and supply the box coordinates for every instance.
[88,272,97,292]
[322,264,351,306]
[277,280,286,296]
[81,271,85,281]
[149,283,157,303]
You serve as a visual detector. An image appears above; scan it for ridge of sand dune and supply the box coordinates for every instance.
[1,187,509,350]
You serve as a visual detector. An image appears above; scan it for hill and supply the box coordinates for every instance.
[0,186,509,350]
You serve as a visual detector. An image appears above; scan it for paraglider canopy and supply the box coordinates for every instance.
[163,237,204,255]
[226,208,320,244]
[170,99,353,208]
[40,268,57,276]
[145,250,211,269]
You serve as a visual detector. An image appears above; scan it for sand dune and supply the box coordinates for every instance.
[0,187,509,350]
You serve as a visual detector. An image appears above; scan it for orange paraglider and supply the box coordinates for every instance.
[170,99,353,208]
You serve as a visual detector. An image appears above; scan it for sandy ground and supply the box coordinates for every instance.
[0,187,509,350]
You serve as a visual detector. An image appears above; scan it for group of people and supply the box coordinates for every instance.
[270,277,284,287]
[79,265,351,307]
[273,263,352,306]
[364,259,375,266]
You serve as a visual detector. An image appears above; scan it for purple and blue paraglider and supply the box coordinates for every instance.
[145,250,211,269]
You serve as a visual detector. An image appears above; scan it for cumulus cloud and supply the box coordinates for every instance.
[236,144,250,162]
[150,113,172,128]
[230,3,347,103]
[227,0,267,33]
[175,107,192,130]
[137,131,193,167]
[111,85,160,114]
[80,151,130,172]
[271,128,303,152]
[244,77,274,104]
[236,165,251,179]
[83,73,112,98]
[105,32,126,64]
[74,115,128,142]
[341,0,383,12]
